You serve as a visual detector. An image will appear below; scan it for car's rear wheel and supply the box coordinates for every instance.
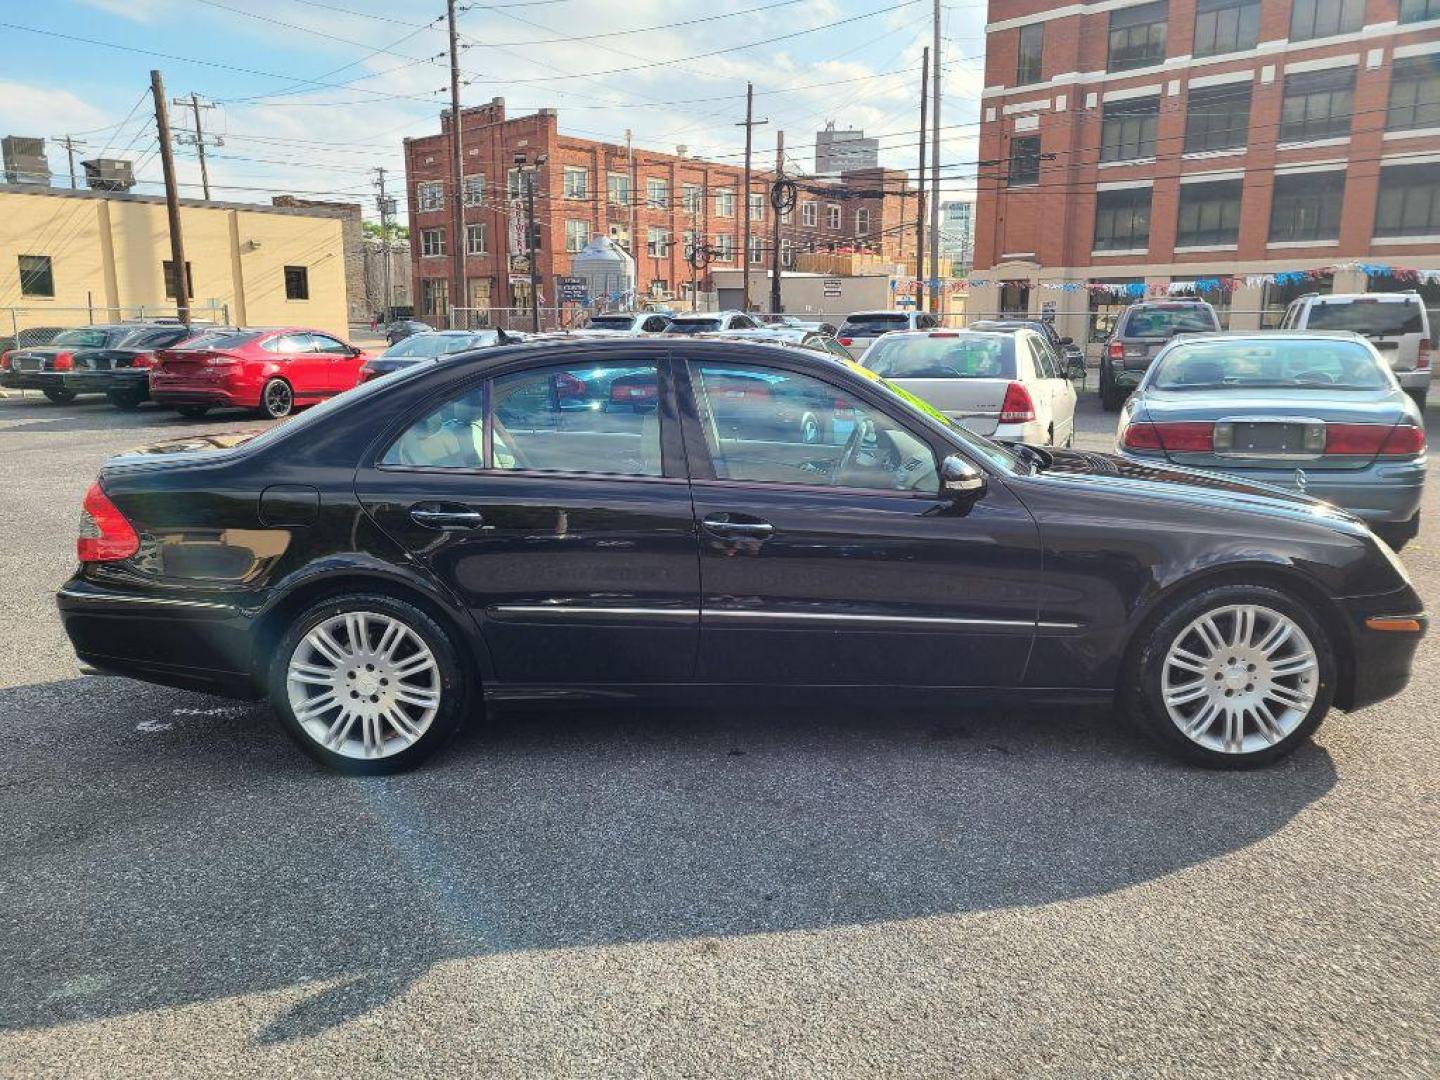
[175,405,210,418]
[107,389,144,410]
[42,387,76,404]
[1099,366,1123,412]
[270,594,469,774]
[1125,585,1335,768]
[260,378,294,419]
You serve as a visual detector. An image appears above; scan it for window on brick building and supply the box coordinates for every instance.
[1184,84,1252,152]
[462,175,484,207]
[1279,69,1354,143]
[1193,0,1259,58]
[682,183,703,215]
[682,229,696,258]
[1101,96,1160,162]
[780,238,793,268]
[1268,171,1345,242]
[647,177,669,208]
[1290,0,1363,41]
[507,168,524,199]
[647,227,671,257]
[1093,187,1152,252]
[465,223,487,256]
[420,228,446,257]
[1016,23,1044,85]
[748,193,765,221]
[1401,0,1440,21]
[417,180,444,211]
[801,201,817,227]
[826,204,841,229]
[713,233,734,261]
[563,166,589,199]
[1176,179,1243,247]
[1375,163,1440,238]
[748,235,764,264]
[1107,1,1168,73]
[607,172,630,206]
[855,207,870,234]
[1387,56,1440,132]
[716,188,736,217]
[1008,135,1041,185]
[565,219,589,252]
[421,278,449,318]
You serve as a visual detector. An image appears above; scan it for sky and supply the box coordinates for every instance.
[0,0,988,225]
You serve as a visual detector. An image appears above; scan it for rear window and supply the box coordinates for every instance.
[588,316,635,330]
[1305,298,1425,336]
[52,328,114,348]
[384,333,494,357]
[1121,306,1219,338]
[862,334,1016,380]
[177,330,263,350]
[1151,339,1393,391]
[840,314,910,335]
[665,319,721,334]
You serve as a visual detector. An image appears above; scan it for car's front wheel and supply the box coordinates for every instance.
[1126,585,1335,768]
[269,594,470,774]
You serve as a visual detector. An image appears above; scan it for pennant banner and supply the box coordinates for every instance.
[961,262,1440,296]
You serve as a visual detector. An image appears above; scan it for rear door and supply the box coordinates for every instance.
[677,352,1042,688]
[354,352,701,686]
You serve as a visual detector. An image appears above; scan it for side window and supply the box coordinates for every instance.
[309,334,353,355]
[1031,339,1060,379]
[644,317,668,332]
[732,315,757,329]
[491,362,662,476]
[381,384,486,469]
[1285,302,1303,330]
[690,363,939,495]
[273,334,313,355]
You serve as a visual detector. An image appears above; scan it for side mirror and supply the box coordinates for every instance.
[941,454,987,498]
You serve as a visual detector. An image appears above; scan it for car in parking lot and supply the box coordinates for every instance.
[836,310,940,358]
[1277,292,1433,406]
[716,326,854,363]
[580,312,672,335]
[758,315,838,335]
[384,319,434,345]
[967,318,1085,379]
[663,311,760,334]
[0,325,66,361]
[1101,300,1222,411]
[149,327,374,418]
[1117,333,1427,549]
[860,329,1077,448]
[1,324,208,405]
[359,329,512,383]
[60,338,1425,774]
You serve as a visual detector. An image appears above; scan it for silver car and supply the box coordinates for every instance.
[580,312,672,335]
[1117,333,1427,549]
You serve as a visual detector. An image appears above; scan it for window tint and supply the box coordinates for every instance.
[1305,299,1425,336]
[492,363,662,475]
[864,334,1017,379]
[644,317,669,332]
[271,333,314,354]
[691,363,939,494]
[135,328,191,348]
[183,330,262,350]
[382,385,486,469]
[840,313,910,334]
[1031,339,1060,378]
[53,328,111,348]
[1122,305,1219,337]
[1152,339,1391,391]
[667,319,722,334]
[309,334,353,355]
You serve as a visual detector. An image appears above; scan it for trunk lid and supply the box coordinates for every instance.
[885,375,1012,436]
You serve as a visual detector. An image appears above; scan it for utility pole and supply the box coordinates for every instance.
[446,0,466,328]
[58,136,86,189]
[172,93,217,200]
[150,70,190,326]
[525,169,540,333]
[735,83,768,313]
[373,166,396,325]
[626,129,637,303]
[769,130,784,315]
[929,0,942,318]
[915,47,928,315]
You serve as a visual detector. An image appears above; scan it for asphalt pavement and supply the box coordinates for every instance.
[0,388,1436,1077]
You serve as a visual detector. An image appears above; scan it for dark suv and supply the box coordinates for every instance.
[1100,301,1221,410]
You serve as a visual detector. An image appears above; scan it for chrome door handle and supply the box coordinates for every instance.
[702,515,774,539]
[410,507,484,530]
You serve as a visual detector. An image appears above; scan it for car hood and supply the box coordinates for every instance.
[1135,386,1407,423]
[1027,447,1363,526]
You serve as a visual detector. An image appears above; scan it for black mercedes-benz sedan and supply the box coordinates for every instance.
[58,339,1426,773]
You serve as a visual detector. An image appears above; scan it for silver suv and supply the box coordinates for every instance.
[1100,301,1221,411]
[1279,292,1434,406]
[836,310,939,358]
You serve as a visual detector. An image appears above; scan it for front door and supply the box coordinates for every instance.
[308,333,364,394]
[355,355,700,686]
[677,356,1043,688]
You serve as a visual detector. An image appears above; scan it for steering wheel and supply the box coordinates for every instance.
[834,416,872,480]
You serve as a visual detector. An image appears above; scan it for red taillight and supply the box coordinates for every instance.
[0,350,9,371]
[610,379,657,402]
[77,482,140,563]
[52,350,74,371]
[205,353,240,367]
[1325,423,1426,457]
[1418,340,1433,370]
[1107,340,1124,361]
[1122,421,1214,452]
[129,351,155,369]
[998,381,1036,424]
[838,337,853,346]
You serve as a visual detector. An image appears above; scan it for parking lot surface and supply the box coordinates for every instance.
[1,390,1436,1077]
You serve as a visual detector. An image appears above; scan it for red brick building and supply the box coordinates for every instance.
[973,0,1440,344]
[402,98,916,321]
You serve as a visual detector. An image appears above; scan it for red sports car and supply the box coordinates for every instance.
[149,327,375,419]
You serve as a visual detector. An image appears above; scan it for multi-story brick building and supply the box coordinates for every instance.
[972,0,1440,345]
[402,98,916,322]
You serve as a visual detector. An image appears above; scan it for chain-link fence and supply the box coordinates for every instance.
[1,302,232,349]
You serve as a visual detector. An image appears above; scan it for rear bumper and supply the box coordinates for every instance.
[1335,587,1427,711]
[149,379,254,408]
[1,370,57,390]
[56,370,148,396]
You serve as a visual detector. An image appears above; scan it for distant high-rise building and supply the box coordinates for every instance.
[939,200,974,271]
[815,121,878,175]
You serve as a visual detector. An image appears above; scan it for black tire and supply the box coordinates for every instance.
[1122,584,1336,769]
[260,378,294,419]
[107,389,144,411]
[175,404,210,419]
[42,387,76,404]
[1100,366,1124,412]
[1374,513,1420,552]
[268,593,471,775]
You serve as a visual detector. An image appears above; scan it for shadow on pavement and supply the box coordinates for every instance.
[0,676,1337,1042]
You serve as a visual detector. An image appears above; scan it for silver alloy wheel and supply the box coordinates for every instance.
[1161,603,1318,755]
[285,611,441,759]
[265,380,293,417]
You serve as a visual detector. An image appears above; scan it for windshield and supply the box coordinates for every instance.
[840,314,908,335]
[665,319,721,334]
[384,333,493,357]
[175,330,262,351]
[863,334,1016,379]
[52,328,114,348]
[1122,306,1218,338]
[587,316,635,330]
[1151,339,1393,391]
[1306,298,1425,336]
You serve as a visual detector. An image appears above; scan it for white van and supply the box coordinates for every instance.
[1280,293,1434,405]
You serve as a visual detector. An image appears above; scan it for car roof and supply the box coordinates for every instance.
[671,310,744,319]
[1308,293,1421,303]
[877,328,1018,339]
[845,310,913,317]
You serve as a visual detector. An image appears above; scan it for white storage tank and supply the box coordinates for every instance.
[571,236,634,308]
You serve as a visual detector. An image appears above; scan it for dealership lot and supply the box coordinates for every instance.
[1,391,1437,1076]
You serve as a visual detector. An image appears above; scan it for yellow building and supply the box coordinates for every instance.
[0,187,349,333]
